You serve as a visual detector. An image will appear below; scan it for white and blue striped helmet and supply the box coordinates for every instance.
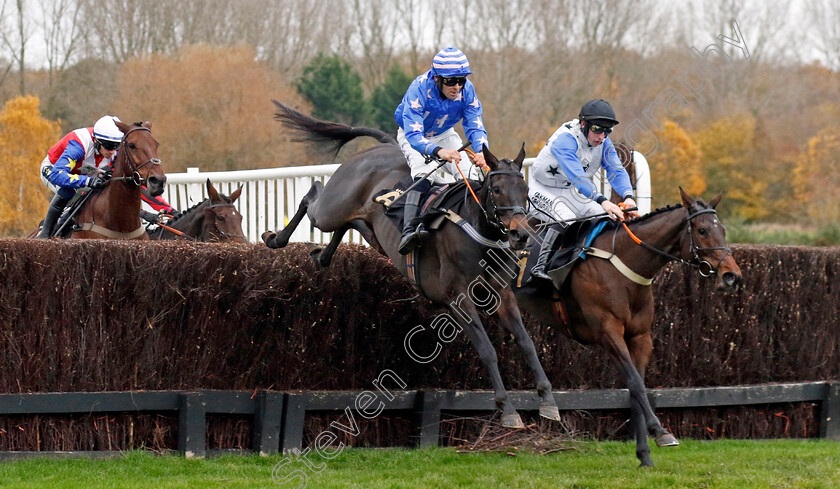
[430,47,473,77]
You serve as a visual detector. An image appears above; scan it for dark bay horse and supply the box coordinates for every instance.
[68,121,166,240]
[262,101,561,428]
[149,179,246,242]
[515,188,742,466]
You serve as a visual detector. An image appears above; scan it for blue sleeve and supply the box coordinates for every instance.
[601,139,634,199]
[549,133,600,199]
[48,140,90,189]
[461,83,489,153]
[400,81,438,156]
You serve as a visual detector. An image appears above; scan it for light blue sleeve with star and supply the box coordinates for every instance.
[461,83,488,153]
[399,77,438,155]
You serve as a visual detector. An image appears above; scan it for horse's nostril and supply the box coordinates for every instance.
[722,272,739,286]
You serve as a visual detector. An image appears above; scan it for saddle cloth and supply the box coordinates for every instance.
[515,218,611,292]
[373,178,483,232]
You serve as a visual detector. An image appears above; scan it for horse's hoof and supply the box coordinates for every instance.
[261,231,276,246]
[539,404,561,421]
[501,414,525,429]
[655,433,679,447]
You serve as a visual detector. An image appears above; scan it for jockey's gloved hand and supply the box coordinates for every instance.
[86,175,108,189]
[139,209,160,224]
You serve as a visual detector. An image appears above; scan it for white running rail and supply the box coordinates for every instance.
[162,153,651,244]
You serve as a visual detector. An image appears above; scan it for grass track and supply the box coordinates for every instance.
[0,439,837,488]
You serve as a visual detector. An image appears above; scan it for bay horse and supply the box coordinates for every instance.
[514,188,742,466]
[262,101,561,428]
[148,179,246,243]
[64,121,166,240]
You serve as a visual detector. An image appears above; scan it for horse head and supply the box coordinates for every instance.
[114,121,166,196]
[201,179,246,243]
[481,144,530,250]
[679,187,743,291]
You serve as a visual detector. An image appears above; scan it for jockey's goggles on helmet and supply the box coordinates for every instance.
[98,139,120,151]
[589,124,612,135]
[441,76,467,87]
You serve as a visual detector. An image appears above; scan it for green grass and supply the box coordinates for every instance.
[726,221,840,246]
[0,439,837,488]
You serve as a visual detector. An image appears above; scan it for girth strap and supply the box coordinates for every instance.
[75,222,147,240]
[585,247,653,286]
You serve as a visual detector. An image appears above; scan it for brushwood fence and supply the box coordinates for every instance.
[0,240,837,454]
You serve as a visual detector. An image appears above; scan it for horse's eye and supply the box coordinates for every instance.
[128,143,136,150]
[698,228,707,236]
[216,215,225,222]
[492,186,501,194]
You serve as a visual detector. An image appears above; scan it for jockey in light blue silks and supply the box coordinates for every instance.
[528,99,638,279]
[394,46,490,255]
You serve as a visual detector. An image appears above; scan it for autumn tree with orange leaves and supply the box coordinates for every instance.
[0,96,62,236]
[646,121,706,207]
[111,45,310,173]
[794,127,840,226]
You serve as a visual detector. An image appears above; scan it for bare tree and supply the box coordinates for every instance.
[0,0,30,94]
[806,0,840,70]
[37,0,84,91]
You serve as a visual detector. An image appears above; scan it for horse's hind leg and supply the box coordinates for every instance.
[262,182,322,248]
[310,222,351,268]
[494,289,560,421]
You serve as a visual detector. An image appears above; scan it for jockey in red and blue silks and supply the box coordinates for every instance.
[393,46,490,255]
[37,115,122,238]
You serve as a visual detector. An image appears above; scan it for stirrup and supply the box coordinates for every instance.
[398,225,428,255]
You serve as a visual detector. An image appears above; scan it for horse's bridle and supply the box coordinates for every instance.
[617,207,732,278]
[115,126,161,186]
[482,170,529,234]
[205,203,247,241]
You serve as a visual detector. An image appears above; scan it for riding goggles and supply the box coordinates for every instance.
[589,124,612,135]
[98,139,120,151]
[441,76,467,87]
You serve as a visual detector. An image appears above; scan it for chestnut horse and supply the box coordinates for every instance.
[262,101,561,428]
[148,179,246,242]
[64,121,165,240]
[515,188,742,466]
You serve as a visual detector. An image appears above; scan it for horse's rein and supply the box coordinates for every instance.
[616,208,730,277]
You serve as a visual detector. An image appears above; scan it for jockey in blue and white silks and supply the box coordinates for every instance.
[394,47,490,255]
[528,99,638,280]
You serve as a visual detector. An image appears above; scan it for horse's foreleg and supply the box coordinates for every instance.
[262,182,322,248]
[494,290,560,421]
[456,303,524,428]
[602,321,676,467]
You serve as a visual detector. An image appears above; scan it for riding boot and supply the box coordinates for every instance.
[37,194,70,239]
[530,227,561,280]
[398,190,430,255]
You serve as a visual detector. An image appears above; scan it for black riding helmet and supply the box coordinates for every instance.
[579,99,619,135]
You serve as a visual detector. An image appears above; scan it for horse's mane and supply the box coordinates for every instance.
[167,198,208,225]
[625,203,684,224]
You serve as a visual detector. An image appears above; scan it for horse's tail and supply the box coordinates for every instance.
[272,100,397,157]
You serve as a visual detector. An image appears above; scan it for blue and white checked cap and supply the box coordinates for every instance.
[431,47,473,77]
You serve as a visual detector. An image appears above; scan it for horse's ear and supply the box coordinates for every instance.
[679,186,696,209]
[229,184,243,203]
[206,179,221,202]
[114,120,130,134]
[708,192,723,209]
[143,120,152,130]
[482,145,500,171]
[513,142,526,171]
